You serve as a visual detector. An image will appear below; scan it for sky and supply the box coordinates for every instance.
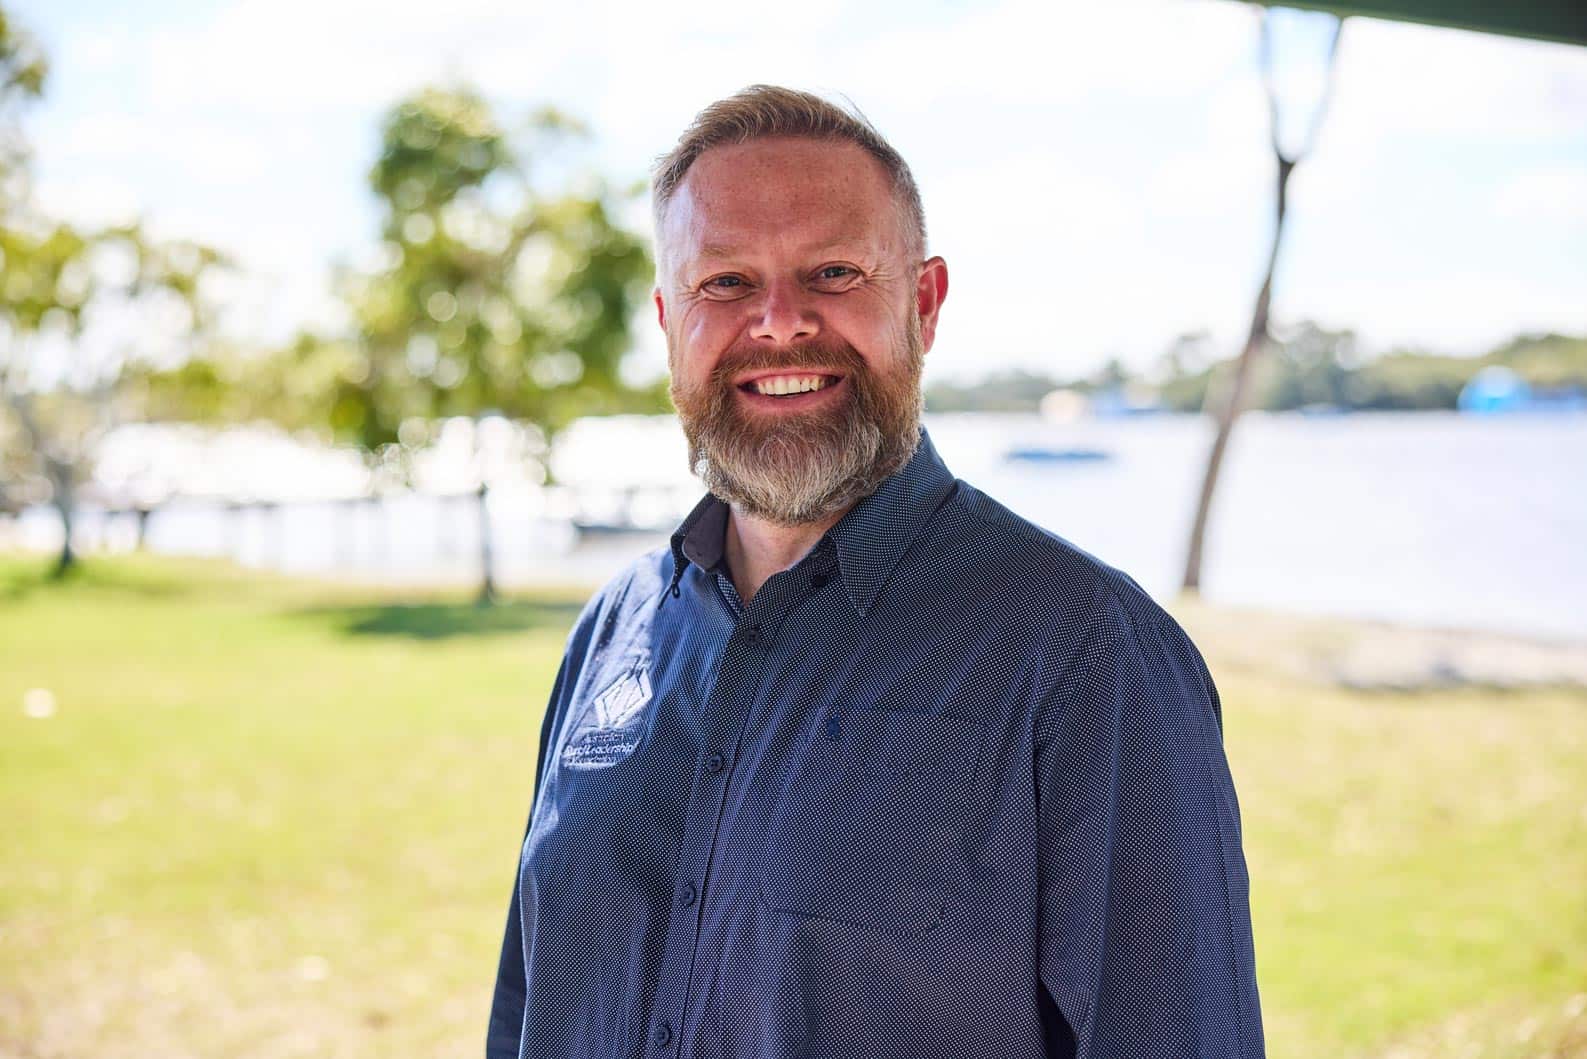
[16,0,1587,385]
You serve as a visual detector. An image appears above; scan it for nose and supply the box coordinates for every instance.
[748,278,819,346]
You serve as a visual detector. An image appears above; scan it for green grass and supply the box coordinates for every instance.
[2,554,1584,1057]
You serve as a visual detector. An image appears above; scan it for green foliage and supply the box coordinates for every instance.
[0,4,224,573]
[133,86,663,481]
[0,4,45,188]
[1152,326,1587,413]
[0,217,226,577]
[370,87,511,219]
[924,360,1149,413]
[925,328,1587,416]
[1348,348,1475,411]
[259,85,659,465]
[127,347,249,425]
[1249,320,1361,409]
[0,6,44,102]
[1155,368,1215,413]
[0,219,86,322]
[924,368,1069,413]
[0,404,32,512]
[1484,331,1587,388]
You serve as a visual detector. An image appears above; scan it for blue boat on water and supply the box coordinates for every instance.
[1004,446,1113,464]
[1458,366,1587,414]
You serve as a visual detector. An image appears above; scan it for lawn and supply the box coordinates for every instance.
[2,554,1583,1058]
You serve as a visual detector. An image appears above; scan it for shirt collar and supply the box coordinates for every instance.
[666,426,957,616]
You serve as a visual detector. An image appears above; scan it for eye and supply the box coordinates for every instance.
[816,265,856,282]
[702,274,747,295]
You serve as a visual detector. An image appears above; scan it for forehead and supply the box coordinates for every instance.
[662,137,902,264]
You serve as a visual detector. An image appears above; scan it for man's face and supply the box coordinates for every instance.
[654,137,948,525]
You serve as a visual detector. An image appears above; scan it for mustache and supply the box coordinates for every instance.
[706,341,870,388]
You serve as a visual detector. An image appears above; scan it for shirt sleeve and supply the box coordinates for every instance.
[1034,617,1264,1058]
[485,648,577,1059]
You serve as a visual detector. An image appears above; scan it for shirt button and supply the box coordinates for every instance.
[653,1020,673,1047]
[680,881,697,907]
[744,623,763,645]
[704,751,726,774]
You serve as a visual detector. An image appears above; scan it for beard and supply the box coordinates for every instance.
[669,313,925,526]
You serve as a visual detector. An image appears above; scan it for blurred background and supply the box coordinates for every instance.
[1,1,1584,1056]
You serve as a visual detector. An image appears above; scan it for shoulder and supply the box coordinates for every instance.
[577,541,675,626]
[933,477,1187,644]
[920,478,1216,731]
[552,542,676,659]
[932,482,1223,738]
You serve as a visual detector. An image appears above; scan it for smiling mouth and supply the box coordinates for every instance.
[736,373,843,397]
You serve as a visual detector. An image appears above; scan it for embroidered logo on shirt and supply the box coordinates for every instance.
[561,655,653,770]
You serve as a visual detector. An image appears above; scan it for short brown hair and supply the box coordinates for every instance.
[651,84,927,263]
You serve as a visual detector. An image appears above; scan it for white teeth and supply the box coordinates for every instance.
[753,374,830,396]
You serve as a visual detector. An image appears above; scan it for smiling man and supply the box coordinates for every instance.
[488,85,1263,1059]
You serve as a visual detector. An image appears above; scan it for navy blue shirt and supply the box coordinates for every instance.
[488,427,1263,1059]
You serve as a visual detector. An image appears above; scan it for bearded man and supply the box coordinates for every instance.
[487,85,1264,1059]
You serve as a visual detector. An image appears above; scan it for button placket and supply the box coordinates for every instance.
[651,577,808,1059]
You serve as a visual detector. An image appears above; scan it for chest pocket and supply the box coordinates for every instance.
[757,706,987,936]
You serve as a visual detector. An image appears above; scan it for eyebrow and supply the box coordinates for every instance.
[693,236,868,261]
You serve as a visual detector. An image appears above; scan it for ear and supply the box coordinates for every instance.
[914,257,949,353]
[653,286,667,332]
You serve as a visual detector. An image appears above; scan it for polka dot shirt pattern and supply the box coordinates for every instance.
[487,427,1263,1059]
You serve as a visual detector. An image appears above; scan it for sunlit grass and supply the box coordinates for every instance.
[1,555,585,1057]
[2,554,1584,1057]
[1214,670,1587,1058]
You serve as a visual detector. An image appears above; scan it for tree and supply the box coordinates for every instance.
[272,85,656,602]
[1181,9,1344,593]
[1254,320,1359,410]
[0,5,222,576]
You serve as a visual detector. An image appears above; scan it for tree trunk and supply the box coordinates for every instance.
[1182,158,1293,592]
[476,481,497,606]
[4,390,80,578]
[1181,12,1342,595]
[50,478,76,579]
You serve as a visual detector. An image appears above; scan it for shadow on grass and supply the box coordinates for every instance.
[300,597,587,641]
[0,555,198,603]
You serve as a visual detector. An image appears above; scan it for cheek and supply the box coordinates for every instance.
[830,299,906,364]
[671,303,737,377]
[682,308,726,349]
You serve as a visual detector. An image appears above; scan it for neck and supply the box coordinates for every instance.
[724,504,848,604]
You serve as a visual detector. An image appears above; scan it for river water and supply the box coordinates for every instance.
[12,411,1584,640]
[924,411,1586,641]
